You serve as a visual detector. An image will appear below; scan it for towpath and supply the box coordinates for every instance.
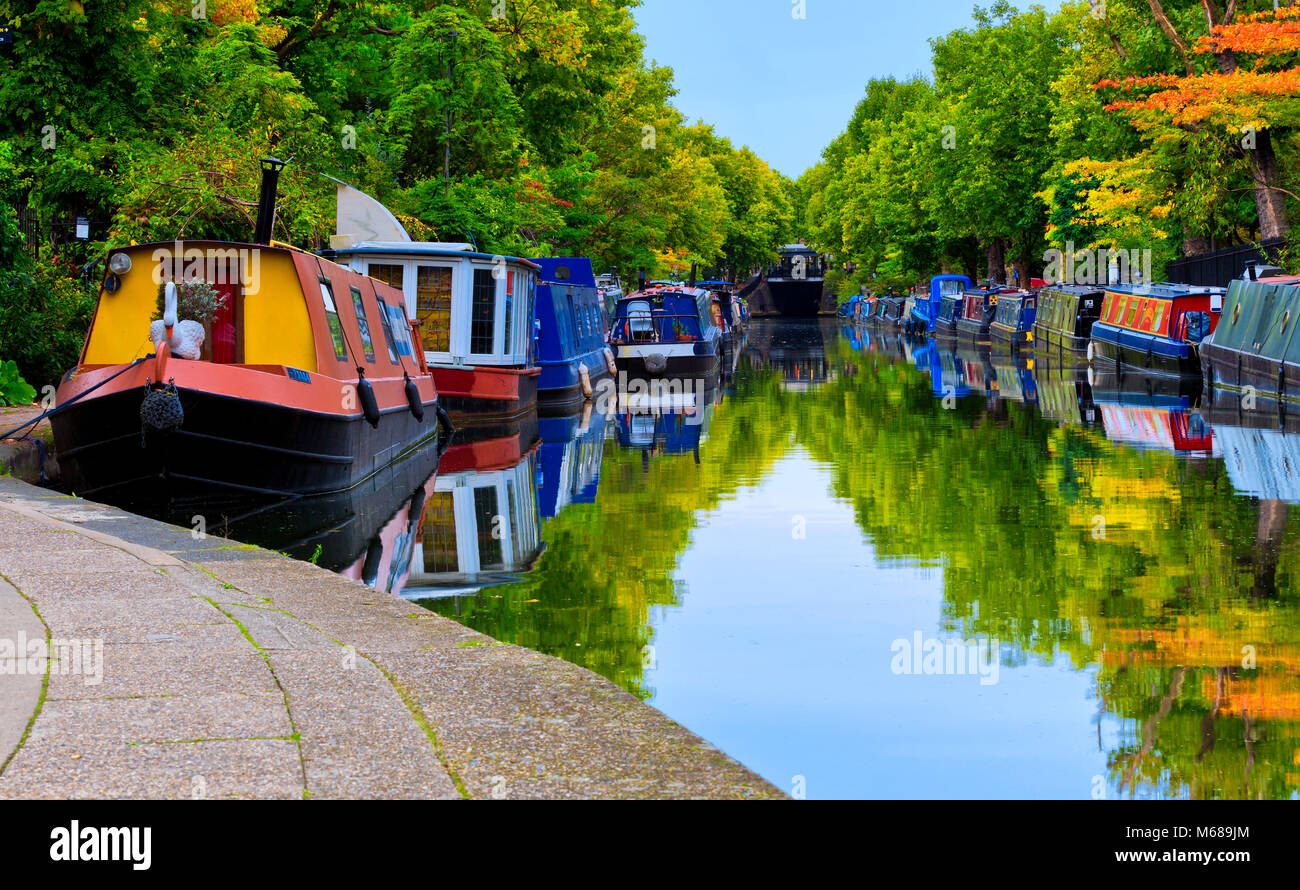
[0,477,783,799]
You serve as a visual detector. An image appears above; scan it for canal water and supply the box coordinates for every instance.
[229,319,1300,800]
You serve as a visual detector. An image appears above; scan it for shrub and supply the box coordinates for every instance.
[0,359,37,406]
[0,262,97,393]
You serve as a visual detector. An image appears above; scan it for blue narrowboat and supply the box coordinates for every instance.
[696,279,744,333]
[989,291,1037,348]
[934,292,966,339]
[608,286,723,379]
[531,257,617,411]
[1088,282,1225,379]
[909,274,973,335]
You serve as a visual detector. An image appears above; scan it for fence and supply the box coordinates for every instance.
[1165,238,1287,288]
[15,210,111,259]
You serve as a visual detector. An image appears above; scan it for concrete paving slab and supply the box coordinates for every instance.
[0,478,785,800]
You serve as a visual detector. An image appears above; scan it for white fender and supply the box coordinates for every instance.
[578,363,593,398]
[1086,340,1095,363]
[603,346,617,375]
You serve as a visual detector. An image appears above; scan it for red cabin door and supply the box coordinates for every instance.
[209,259,242,363]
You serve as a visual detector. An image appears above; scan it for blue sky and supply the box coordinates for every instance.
[632,0,1056,179]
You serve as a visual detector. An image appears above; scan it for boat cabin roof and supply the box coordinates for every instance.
[1105,281,1225,300]
[324,241,540,270]
[531,256,596,287]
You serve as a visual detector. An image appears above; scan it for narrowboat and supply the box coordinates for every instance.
[530,256,616,413]
[908,274,973,335]
[934,292,966,339]
[989,291,1037,349]
[955,286,1003,344]
[608,286,723,380]
[1034,284,1104,356]
[50,160,442,507]
[697,279,745,335]
[536,407,607,519]
[746,242,836,316]
[324,182,540,425]
[877,296,908,327]
[1200,272,1300,406]
[1087,282,1225,380]
[596,270,625,317]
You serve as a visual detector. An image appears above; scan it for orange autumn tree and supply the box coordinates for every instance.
[1095,3,1300,240]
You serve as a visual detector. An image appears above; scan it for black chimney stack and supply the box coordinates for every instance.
[637,267,646,292]
[688,262,697,287]
[254,156,289,245]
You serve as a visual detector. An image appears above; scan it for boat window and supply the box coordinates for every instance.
[318,279,348,361]
[1184,310,1212,344]
[1152,302,1165,334]
[503,271,515,358]
[567,293,580,344]
[474,486,503,569]
[1125,298,1141,327]
[376,296,400,363]
[416,266,452,352]
[471,268,497,354]
[386,304,414,357]
[350,287,375,363]
[369,264,404,289]
[421,491,458,573]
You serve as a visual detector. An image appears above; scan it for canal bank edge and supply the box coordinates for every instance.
[0,477,785,800]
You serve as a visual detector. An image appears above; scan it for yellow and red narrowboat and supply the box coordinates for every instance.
[50,160,443,507]
[1087,282,1225,379]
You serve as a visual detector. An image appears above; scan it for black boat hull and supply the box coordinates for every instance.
[53,385,441,509]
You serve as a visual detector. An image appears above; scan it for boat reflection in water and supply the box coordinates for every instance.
[536,407,608,519]
[614,388,716,463]
[402,424,544,601]
[1033,358,1100,427]
[989,350,1038,408]
[743,319,838,392]
[1097,397,1216,456]
[181,441,446,578]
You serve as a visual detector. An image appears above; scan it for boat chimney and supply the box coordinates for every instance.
[637,267,646,292]
[688,262,697,287]
[254,157,290,245]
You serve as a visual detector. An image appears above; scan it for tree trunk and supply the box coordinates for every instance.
[1249,129,1291,240]
[1012,256,1030,289]
[1183,231,1211,256]
[983,239,1006,284]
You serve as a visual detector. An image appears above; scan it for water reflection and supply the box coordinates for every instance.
[180,317,1300,799]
